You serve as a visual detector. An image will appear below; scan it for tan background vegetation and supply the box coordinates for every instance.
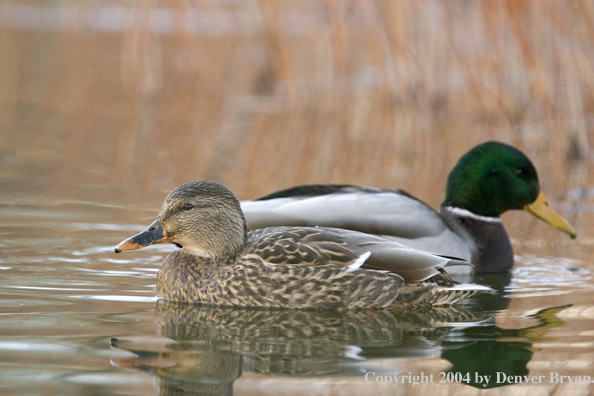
[1,1,592,239]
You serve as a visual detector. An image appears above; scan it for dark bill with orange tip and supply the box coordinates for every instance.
[524,191,577,239]
[114,219,173,253]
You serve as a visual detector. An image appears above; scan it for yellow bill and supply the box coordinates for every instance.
[524,191,577,239]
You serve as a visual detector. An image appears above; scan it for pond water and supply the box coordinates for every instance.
[1,194,593,396]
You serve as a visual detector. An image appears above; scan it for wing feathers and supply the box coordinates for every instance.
[243,227,469,282]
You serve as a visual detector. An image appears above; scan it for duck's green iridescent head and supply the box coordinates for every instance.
[442,141,576,238]
[443,141,539,217]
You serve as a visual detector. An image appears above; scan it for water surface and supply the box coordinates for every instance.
[1,196,593,395]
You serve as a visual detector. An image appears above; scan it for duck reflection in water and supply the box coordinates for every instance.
[110,301,569,393]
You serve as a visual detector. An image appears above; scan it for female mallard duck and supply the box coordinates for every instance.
[115,181,494,309]
[241,142,577,275]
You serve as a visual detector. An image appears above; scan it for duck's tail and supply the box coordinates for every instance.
[393,268,496,307]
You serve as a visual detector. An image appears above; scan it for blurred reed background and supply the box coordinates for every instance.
[1,0,593,226]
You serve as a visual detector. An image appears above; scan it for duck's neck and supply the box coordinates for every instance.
[175,213,248,259]
[439,206,514,274]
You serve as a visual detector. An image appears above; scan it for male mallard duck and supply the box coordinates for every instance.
[115,181,494,309]
[241,142,576,274]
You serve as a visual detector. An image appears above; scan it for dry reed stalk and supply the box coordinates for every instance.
[2,0,593,216]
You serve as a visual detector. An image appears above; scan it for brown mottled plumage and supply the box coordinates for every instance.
[115,181,494,309]
[155,250,402,308]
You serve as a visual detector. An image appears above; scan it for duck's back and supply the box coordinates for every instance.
[241,185,473,262]
[243,226,469,282]
[243,186,444,237]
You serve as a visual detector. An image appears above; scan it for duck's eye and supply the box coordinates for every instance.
[183,203,194,211]
[515,168,525,178]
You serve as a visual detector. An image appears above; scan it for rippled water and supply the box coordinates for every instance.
[1,198,593,396]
